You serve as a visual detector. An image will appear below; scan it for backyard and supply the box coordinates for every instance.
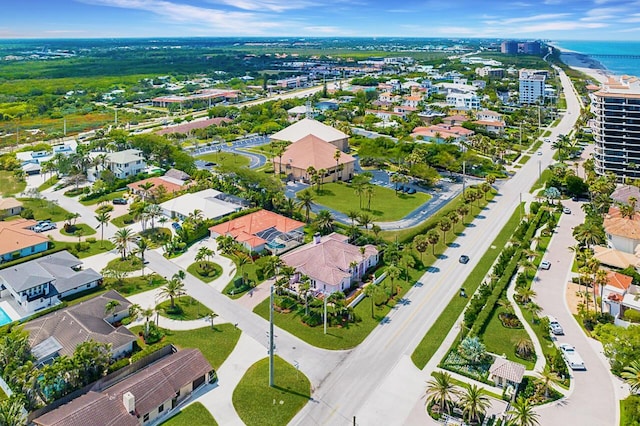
[198,152,251,169]
[310,181,430,221]
[0,170,26,196]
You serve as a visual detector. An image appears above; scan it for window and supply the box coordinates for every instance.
[143,413,149,422]
[159,404,164,413]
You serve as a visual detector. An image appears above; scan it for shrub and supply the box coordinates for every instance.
[20,207,34,219]
[86,237,97,244]
[131,341,172,363]
[108,358,130,373]
[499,312,523,328]
[624,310,640,323]
[458,336,489,363]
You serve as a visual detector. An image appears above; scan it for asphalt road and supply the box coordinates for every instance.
[289,67,595,425]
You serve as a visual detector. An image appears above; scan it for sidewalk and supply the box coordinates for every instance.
[233,279,273,310]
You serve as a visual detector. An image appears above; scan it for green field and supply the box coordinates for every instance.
[104,273,166,296]
[18,198,71,222]
[233,357,310,426]
[0,171,26,196]
[79,190,127,206]
[411,206,521,369]
[187,261,223,283]
[162,402,217,426]
[310,182,430,221]
[481,305,536,370]
[198,152,250,169]
[131,324,241,370]
[60,223,97,237]
[157,296,213,321]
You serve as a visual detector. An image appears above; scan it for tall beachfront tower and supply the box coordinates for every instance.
[593,76,640,180]
[519,69,547,105]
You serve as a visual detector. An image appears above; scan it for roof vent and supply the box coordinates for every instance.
[123,391,135,413]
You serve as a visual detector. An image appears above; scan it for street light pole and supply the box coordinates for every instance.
[269,285,274,387]
[324,291,328,335]
[462,160,466,195]
[538,160,542,180]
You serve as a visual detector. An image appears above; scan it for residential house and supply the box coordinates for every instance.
[445,92,480,111]
[402,95,422,108]
[32,348,215,426]
[23,290,136,364]
[442,115,470,126]
[155,117,232,136]
[0,197,23,217]
[365,109,406,123]
[603,206,640,254]
[379,92,400,104]
[0,250,102,315]
[209,209,305,254]
[475,67,505,78]
[270,118,349,152]
[127,175,191,199]
[159,188,243,221]
[489,358,525,394]
[88,149,146,182]
[611,186,640,210]
[0,219,50,263]
[274,135,356,183]
[599,270,633,320]
[280,233,379,295]
[411,124,474,143]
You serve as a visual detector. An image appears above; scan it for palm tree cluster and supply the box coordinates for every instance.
[425,371,491,424]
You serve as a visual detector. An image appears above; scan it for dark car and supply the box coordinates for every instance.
[112,198,127,205]
[171,222,182,231]
[459,255,470,264]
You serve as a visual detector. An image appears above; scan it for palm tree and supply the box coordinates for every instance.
[363,284,379,318]
[95,211,111,247]
[507,396,540,426]
[357,212,372,230]
[413,234,429,261]
[111,227,136,259]
[296,190,315,223]
[142,307,154,339]
[136,237,149,276]
[459,383,490,424]
[540,365,560,399]
[622,360,640,394]
[104,300,121,317]
[425,371,458,416]
[427,229,440,255]
[439,217,452,243]
[159,274,185,309]
[236,252,253,285]
[195,246,215,272]
[128,303,141,321]
[0,397,26,426]
[333,149,342,181]
[572,222,605,249]
[347,210,359,226]
[144,203,163,230]
[386,264,401,298]
[364,184,375,210]
[515,286,536,304]
[514,337,534,359]
[138,181,155,202]
[595,268,608,313]
[315,209,334,234]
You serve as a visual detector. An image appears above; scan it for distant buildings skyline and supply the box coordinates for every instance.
[2,0,640,40]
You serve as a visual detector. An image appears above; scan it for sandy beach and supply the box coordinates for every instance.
[552,45,611,84]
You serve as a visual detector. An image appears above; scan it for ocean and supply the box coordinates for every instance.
[553,40,640,77]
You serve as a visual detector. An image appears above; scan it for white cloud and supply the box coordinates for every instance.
[485,13,571,26]
[77,0,286,34]
[517,20,608,32]
[620,13,640,23]
[211,0,316,12]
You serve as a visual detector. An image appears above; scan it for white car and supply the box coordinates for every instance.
[540,260,551,270]
[548,316,564,335]
[559,343,586,370]
[34,222,57,233]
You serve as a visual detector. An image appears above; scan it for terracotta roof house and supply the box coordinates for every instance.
[155,117,232,135]
[270,118,349,152]
[209,209,305,254]
[472,120,506,134]
[611,185,640,210]
[442,115,471,126]
[0,218,50,263]
[23,290,136,364]
[32,348,215,426]
[603,206,640,254]
[600,270,633,318]
[127,176,190,198]
[274,135,356,184]
[0,197,23,217]
[0,250,102,316]
[280,233,379,295]
[489,358,525,390]
[592,245,640,269]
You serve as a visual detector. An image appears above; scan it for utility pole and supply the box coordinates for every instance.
[538,160,542,180]
[519,121,522,145]
[269,285,274,387]
[115,108,118,125]
[63,117,66,137]
[462,160,466,195]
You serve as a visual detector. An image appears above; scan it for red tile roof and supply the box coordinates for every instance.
[209,210,305,248]
[156,117,232,135]
[276,135,355,171]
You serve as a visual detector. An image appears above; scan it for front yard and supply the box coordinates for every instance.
[310,182,430,221]
[18,197,72,222]
[162,402,218,426]
[0,170,26,196]
[157,296,213,321]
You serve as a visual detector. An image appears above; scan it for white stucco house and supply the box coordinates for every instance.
[87,149,147,182]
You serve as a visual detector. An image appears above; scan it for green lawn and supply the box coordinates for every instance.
[105,256,143,272]
[53,239,116,259]
[37,175,60,192]
[222,253,264,299]
[198,152,250,169]
[518,155,531,165]
[79,190,127,206]
[162,402,218,426]
[233,357,311,426]
[130,324,241,370]
[157,296,213,320]
[0,385,6,400]
[411,206,522,369]
[379,187,494,243]
[620,395,640,426]
[529,169,552,194]
[0,170,26,196]
[111,213,136,228]
[60,223,97,237]
[105,273,166,296]
[139,227,172,249]
[310,182,430,221]
[187,261,223,283]
[18,198,71,222]
[481,305,536,370]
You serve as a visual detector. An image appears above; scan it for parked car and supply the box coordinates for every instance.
[563,207,571,214]
[540,260,551,270]
[537,151,542,156]
[459,255,470,264]
[548,316,564,335]
[407,188,416,194]
[171,222,182,231]
[559,343,586,370]
[112,198,127,205]
[34,222,56,233]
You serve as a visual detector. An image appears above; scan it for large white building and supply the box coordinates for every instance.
[519,69,546,104]
[87,149,147,182]
[592,76,640,179]
[445,92,480,110]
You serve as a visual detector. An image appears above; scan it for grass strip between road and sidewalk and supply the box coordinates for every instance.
[411,205,522,369]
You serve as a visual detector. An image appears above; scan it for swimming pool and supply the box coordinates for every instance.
[267,241,285,249]
[0,307,12,326]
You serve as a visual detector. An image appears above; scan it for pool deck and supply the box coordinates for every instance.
[0,300,23,324]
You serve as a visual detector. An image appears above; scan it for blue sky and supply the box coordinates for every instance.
[2,0,640,39]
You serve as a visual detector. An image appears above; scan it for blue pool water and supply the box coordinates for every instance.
[0,307,12,326]
[267,241,285,249]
